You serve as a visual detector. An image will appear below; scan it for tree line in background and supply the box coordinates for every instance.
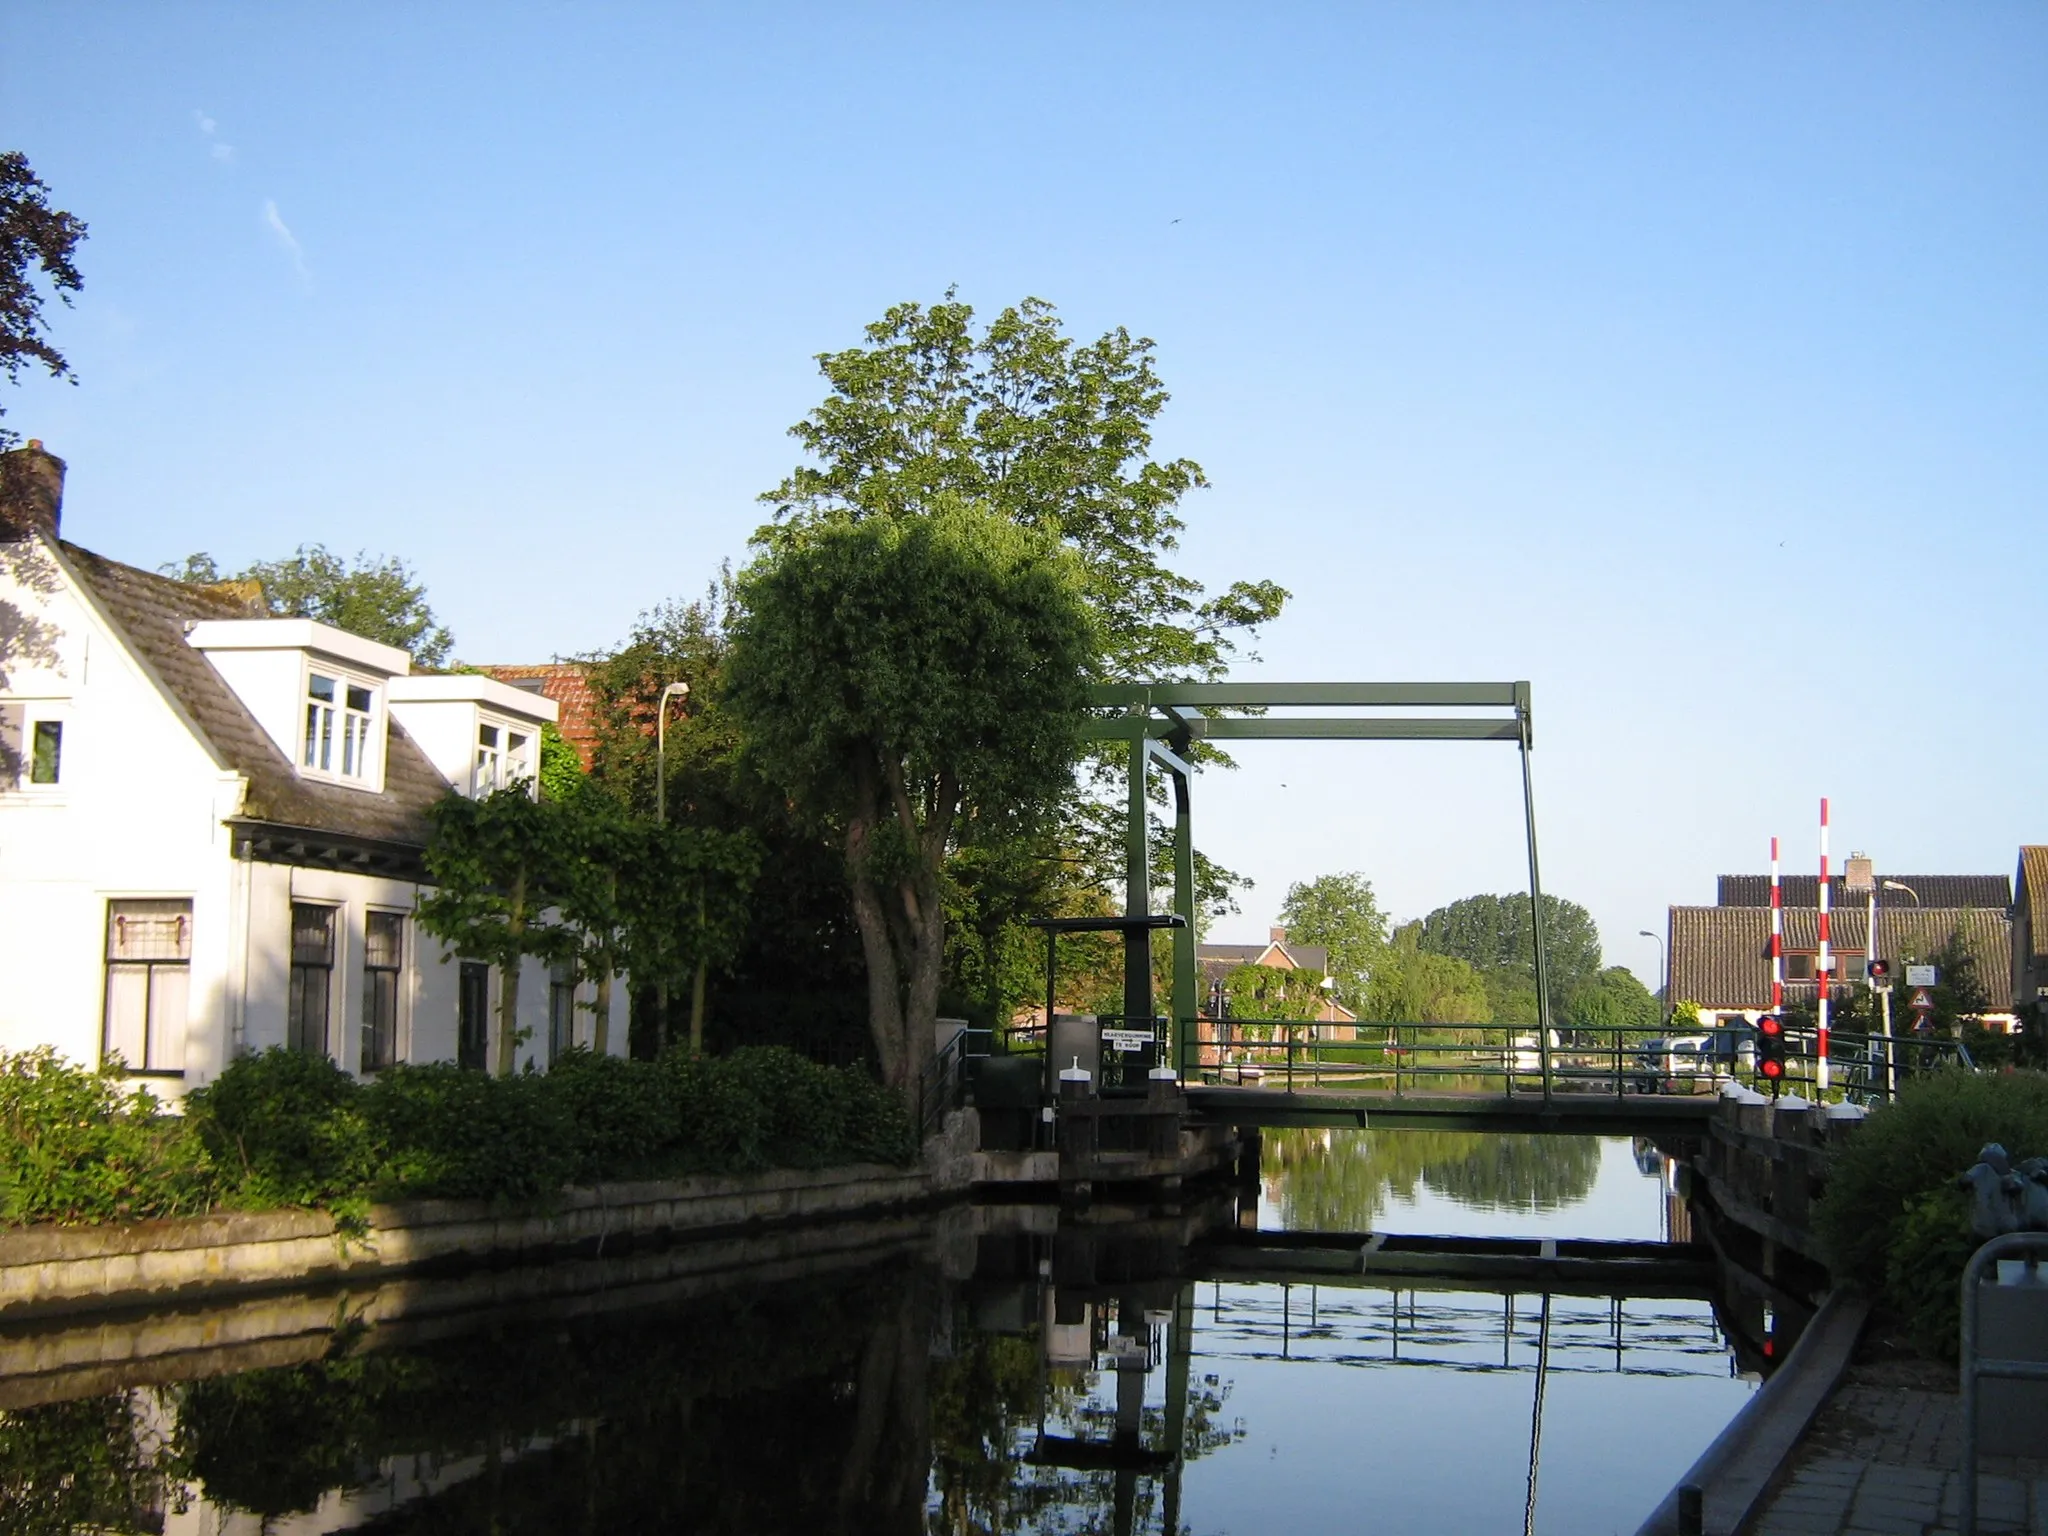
[1273,872,1661,1033]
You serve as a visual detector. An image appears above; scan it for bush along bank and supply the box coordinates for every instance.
[0,1045,917,1231]
[1812,1066,2048,1355]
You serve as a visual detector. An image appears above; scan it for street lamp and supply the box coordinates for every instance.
[654,681,690,825]
[1638,929,1667,1024]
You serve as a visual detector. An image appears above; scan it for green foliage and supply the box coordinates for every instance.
[1562,966,1661,1032]
[537,722,584,802]
[359,1064,578,1202]
[1276,873,1387,996]
[757,291,1284,684]
[0,1049,216,1225]
[1,1046,911,1232]
[1222,963,1327,1023]
[1814,1069,2048,1330]
[161,544,454,665]
[186,1048,375,1211]
[1365,925,1493,1024]
[726,502,1096,1097]
[1415,892,1604,1001]
[1883,1186,1983,1356]
[0,152,87,446]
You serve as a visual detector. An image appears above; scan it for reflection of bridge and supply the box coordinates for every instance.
[1182,1083,1717,1136]
[1190,1227,1717,1296]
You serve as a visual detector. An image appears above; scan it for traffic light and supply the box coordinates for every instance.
[1867,958,1893,990]
[1756,1012,1787,1088]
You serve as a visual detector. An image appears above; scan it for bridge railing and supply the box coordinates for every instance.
[1184,1017,1974,1103]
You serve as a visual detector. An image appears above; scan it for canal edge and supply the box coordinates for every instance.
[1634,1288,1869,1536]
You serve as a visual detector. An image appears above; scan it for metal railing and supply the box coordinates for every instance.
[918,1025,994,1139]
[1959,1232,2048,1536]
[1181,1017,1977,1103]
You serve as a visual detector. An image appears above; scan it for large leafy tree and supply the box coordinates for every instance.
[1561,965,1660,1033]
[759,293,1289,927]
[758,292,1284,682]
[1366,925,1494,1025]
[1277,873,1389,998]
[1414,892,1604,1004]
[165,545,454,666]
[0,152,86,447]
[724,505,1095,1103]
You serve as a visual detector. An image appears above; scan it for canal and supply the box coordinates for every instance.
[0,1132,1770,1535]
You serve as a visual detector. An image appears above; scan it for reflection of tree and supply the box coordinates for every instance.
[1264,1130,1603,1229]
[0,1393,176,1536]
[925,1308,1241,1536]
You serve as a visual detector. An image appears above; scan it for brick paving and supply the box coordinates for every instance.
[1748,1381,2048,1535]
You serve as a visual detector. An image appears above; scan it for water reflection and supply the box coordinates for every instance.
[0,1141,1770,1536]
[1261,1130,1604,1230]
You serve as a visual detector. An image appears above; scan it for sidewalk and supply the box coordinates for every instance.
[1749,1364,2048,1536]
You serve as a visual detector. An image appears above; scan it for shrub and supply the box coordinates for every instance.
[361,1064,577,1203]
[1814,1068,2048,1343]
[544,1048,682,1181]
[0,1049,217,1224]
[186,1048,376,1211]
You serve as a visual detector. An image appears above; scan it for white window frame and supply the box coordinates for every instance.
[472,713,537,797]
[1,699,69,797]
[300,663,382,789]
[103,897,192,1075]
[361,908,407,1073]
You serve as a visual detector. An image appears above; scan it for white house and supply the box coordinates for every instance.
[0,441,625,1093]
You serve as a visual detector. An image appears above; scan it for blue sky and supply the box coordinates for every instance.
[5,4,2043,980]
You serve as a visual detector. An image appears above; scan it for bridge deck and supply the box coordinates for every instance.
[1191,1229,1716,1296]
[1182,1084,1717,1135]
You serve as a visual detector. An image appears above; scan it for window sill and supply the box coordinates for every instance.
[115,1068,187,1080]
[296,769,383,794]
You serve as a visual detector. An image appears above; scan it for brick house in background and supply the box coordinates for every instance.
[1198,927,1357,1030]
[483,663,601,768]
[1667,855,2015,1031]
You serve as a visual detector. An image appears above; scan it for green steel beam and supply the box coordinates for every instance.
[1087,682,1522,708]
[1083,717,1522,743]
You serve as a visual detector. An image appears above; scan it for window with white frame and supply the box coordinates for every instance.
[288,903,337,1055]
[548,960,576,1062]
[0,703,66,792]
[361,911,404,1072]
[303,671,377,782]
[472,719,536,796]
[103,900,190,1073]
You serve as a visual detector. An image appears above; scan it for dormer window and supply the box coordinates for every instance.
[303,669,380,784]
[472,719,534,796]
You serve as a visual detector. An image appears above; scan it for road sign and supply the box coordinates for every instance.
[1910,989,1935,1014]
[1907,964,1938,988]
[1102,1029,1155,1052]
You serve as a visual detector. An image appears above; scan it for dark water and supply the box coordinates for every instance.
[0,1134,1763,1535]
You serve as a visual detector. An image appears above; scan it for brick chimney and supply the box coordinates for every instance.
[0,440,64,542]
[1844,854,1874,893]
[1270,926,1288,945]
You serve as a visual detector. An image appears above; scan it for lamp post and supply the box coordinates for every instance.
[653,680,690,1054]
[654,681,690,825]
[1638,929,1667,1025]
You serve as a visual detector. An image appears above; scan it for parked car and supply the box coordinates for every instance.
[1632,1035,1715,1093]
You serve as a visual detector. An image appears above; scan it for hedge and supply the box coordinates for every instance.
[0,1045,917,1230]
[1813,1067,2048,1354]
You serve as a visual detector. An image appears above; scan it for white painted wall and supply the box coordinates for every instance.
[0,540,625,1094]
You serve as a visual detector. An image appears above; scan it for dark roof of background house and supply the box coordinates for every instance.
[59,542,450,847]
[1715,874,2012,909]
[2019,849,2048,959]
[1197,940,1331,979]
[1669,904,2013,1010]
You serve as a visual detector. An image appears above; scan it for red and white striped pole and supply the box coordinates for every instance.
[1817,798,1832,1093]
[1769,837,1784,1018]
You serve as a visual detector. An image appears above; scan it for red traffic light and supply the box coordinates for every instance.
[1757,1015,1784,1038]
[1759,1057,1784,1079]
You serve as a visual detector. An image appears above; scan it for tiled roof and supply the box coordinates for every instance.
[58,542,449,848]
[483,663,599,768]
[2019,848,2048,959]
[1197,941,1331,980]
[1716,874,2012,909]
[1669,905,2013,1010]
